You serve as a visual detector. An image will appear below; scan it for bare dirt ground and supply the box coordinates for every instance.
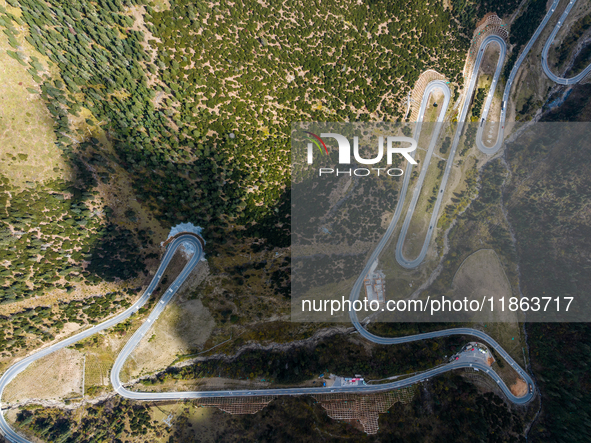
[2,348,83,403]
[510,378,528,397]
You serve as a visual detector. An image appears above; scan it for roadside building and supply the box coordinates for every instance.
[364,260,386,303]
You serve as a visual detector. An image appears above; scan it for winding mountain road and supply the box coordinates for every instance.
[395,81,451,268]
[5,0,591,439]
[0,234,204,443]
[396,35,506,268]
[476,0,560,154]
[541,0,591,85]
[477,0,591,154]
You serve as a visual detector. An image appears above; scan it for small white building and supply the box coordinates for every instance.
[364,260,385,303]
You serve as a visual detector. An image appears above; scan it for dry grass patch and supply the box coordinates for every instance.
[451,248,526,370]
[451,249,517,321]
[125,298,215,379]
[85,351,112,390]
[122,261,213,378]
[0,30,69,188]
[2,347,83,403]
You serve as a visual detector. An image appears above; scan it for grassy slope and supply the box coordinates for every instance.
[0,32,66,187]
[510,85,591,442]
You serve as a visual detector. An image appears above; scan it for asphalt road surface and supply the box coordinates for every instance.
[8,2,591,439]
[541,0,591,85]
[396,35,506,268]
[395,80,451,268]
[107,32,539,410]
[476,0,579,154]
[342,33,535,409]
[0,234,203,443]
